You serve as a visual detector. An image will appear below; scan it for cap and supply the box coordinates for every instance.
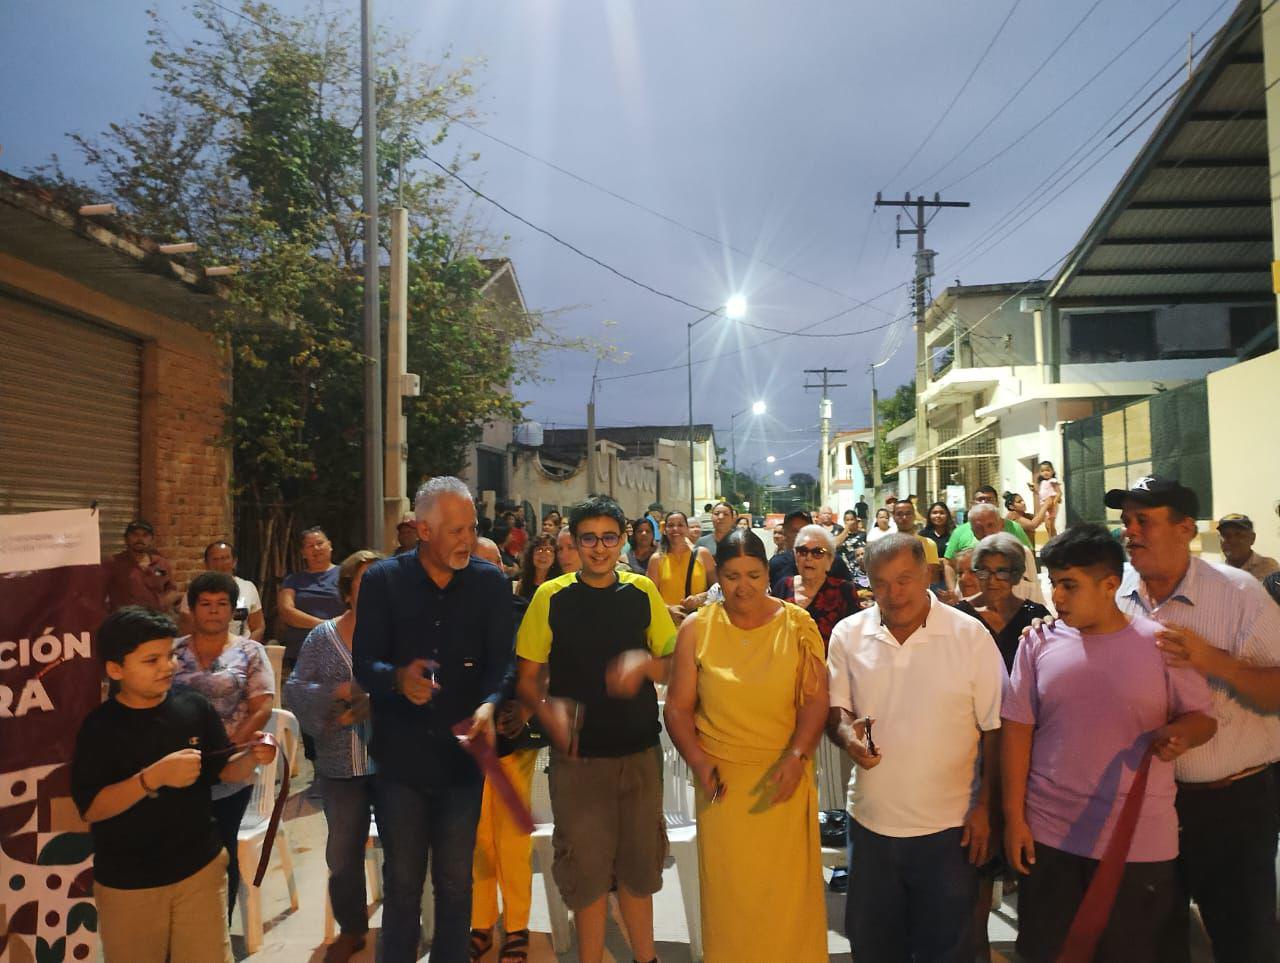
[647,501,664,512]
[1103,476,1199,517]
[396,512,417,530]
[124,519,155,535]
[1217,513,1254,532]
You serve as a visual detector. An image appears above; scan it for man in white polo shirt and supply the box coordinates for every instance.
[827,532,1007,961]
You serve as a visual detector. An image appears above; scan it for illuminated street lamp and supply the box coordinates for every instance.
[688,295,748,514]
[729,399,767,504]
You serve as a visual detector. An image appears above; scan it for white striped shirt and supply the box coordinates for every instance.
[1118,556,1280,783]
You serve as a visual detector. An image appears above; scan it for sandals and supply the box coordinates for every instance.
[499,929,530,962]
[469,928,494,960]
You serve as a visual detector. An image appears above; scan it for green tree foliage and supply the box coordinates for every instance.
[33,1,576,581]
[875,383,916,472]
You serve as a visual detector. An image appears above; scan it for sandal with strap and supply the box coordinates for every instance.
[499,928,530,962]
[469,927,494,960]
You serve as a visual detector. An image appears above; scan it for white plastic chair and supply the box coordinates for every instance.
[657,724,703,962]
[264,645,286,707]
[814,736,852,868]
[529,746,574,953]
[236,708,300,953]
[322,815,384,943]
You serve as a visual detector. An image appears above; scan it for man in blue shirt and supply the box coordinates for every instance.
[354,476,514,963]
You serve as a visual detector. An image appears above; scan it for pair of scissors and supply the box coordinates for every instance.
[862,716,877,756]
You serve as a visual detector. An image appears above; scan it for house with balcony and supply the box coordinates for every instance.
[825,428,872,516]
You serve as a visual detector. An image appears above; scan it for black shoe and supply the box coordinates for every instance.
[828,867,849,893]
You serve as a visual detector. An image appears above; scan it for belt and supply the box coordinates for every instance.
[1176,763,1269,791]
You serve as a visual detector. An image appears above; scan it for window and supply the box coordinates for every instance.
[1229,305,1277,358]
[1064,311,1155,362]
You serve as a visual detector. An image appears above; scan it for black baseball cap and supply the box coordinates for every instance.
[124,519,155,535]
[1217,513,1254,532]
[647,501,664,512]
[1103,476,1199,517]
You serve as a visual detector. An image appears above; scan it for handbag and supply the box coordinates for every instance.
[818,808,849,849]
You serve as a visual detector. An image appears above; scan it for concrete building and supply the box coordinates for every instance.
[825,428,872,517]
[0,172,231,584]
[511,425,718,523]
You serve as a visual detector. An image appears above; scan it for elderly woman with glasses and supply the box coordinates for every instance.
[956,532,1050,671]
[775,524,862,653]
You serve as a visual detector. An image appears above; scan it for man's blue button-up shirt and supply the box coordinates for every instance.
[353,551,513,789]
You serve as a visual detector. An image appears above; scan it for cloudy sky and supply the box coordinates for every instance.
[1,0,1233,482]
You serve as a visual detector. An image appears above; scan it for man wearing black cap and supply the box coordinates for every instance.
[1218,513,1280,582]
[1107,476,1280,962]
[104,520,181,614]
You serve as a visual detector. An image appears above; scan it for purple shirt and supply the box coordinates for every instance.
[1002,614,1212,862]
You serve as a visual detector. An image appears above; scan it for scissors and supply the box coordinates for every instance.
[862,716,877,756]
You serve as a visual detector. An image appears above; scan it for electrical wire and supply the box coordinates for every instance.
[880,0,1025,189]
[908,0,1108,192]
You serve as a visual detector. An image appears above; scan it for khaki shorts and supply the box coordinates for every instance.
[548,745,668,910]
[95,849,233,963]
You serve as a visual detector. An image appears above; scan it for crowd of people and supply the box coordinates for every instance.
[75,472,1280,962]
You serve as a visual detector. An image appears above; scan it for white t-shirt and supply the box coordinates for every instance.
[827,594,1007,837]
[179,575,263,638]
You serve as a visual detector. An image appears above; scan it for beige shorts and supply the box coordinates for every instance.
[548,745,668,910]
[95,849,233,963]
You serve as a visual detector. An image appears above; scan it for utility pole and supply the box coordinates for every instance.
[804,367,847,509]
[873,192,969,492]
[383,206,419,549]
[587,362,600,495]
[869,362,882,496]
[360,0,383,548]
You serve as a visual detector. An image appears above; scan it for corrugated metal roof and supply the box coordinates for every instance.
[1048,0,1272,306]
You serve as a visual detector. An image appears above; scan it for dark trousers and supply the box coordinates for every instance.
[373,775,484,963]
[1174,769,1279,963]
[1015,841,1177,963]
[211,785,253,921]
[846,819,976,963]
[318,774,375,936]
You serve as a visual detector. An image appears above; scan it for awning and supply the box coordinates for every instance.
[887,420,996,477]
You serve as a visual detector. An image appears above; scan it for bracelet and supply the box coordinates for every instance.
[139,769,160,798]
[787,747,808,762]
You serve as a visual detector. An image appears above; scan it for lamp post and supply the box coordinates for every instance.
[688,295,747,514]
[729,400,766,506]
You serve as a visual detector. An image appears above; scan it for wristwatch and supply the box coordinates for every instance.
[139,769,160,799]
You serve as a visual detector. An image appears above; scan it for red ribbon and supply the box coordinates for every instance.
[1056,745,1156,962]
[451,719,535,834]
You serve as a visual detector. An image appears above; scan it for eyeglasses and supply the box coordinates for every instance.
[576,532,622,548]
[533,546,554,554]
[975,567,1015,582]
[794,546,829,559]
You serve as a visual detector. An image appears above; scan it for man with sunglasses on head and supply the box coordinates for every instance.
[515,495,677,963]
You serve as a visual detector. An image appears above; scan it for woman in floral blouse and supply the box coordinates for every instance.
[285,549,383,963]
[774,524,862,652]
[171,570,276,920]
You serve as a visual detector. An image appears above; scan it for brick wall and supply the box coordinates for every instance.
[141,338,232,589]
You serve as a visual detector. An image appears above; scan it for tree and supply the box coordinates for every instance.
[875,383,916,473]
[33,1,577,589]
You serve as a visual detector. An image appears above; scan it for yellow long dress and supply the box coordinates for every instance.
[693,600,828,962]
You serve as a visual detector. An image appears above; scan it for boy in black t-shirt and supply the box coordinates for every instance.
[71,606,275,963]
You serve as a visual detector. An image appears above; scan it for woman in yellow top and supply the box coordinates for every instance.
[663,529,829,962]
[645,510,717,626]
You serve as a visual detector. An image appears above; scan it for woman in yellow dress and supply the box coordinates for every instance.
[646,510,717,626]
[663,528,829,961]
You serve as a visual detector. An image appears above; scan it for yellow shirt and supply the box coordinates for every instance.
[653,550,709,605]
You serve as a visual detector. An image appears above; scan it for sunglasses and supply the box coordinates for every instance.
[975,568,1015,582]
[576,532,622,548]
[794,546,829,559]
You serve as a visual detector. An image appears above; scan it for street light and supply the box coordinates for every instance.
[729,399,767,505]
[766,455,776,464]
[774,468,785,477]
[687,295,748,514]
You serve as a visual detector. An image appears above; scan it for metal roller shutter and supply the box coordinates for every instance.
[0,293,141,554]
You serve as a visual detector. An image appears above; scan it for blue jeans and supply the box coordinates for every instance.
[846,819,976,963]
[373,775,484,963]
[317,774,374,936]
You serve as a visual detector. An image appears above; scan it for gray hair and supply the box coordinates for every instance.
[795,523,836,553]
[971,532,1026,582]
[967,502,999,522]
[414,476,474,521]
[864,532,925,575]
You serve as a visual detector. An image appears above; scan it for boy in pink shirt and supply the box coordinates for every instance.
[1002,524,1216,963]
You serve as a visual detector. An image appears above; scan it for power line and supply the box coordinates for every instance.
[447,116,895,316]
[909,0,1108,191]
[880,0,1025,189]
[936,0,1192,194]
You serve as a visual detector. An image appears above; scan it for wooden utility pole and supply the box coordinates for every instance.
[872,192,969,487]
[804,367,847,509]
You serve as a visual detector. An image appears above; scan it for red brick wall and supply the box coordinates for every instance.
[141,338,232,590]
